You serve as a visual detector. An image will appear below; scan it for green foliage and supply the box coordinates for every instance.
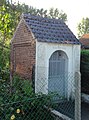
[77,17,89,38]
[0,0,19,69]
[81,50,89,94]
[15,3,67,22]
[0,1,19,40]
[0,47,10,69]
[48,8,67,21]
[0,74,54,120]
[0,67,10,80]
[11,75,34,100]
[81,50,89,72]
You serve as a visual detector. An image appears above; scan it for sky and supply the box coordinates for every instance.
[13,0,89,37]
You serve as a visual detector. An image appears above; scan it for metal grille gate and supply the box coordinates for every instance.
[48,51,68,97]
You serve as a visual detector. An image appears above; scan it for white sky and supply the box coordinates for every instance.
[13,0,89,37]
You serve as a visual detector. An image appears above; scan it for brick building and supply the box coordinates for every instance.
[80,33,89,49]
[11,14,81,95]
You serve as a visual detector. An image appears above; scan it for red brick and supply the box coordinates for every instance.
[11,19,36,80]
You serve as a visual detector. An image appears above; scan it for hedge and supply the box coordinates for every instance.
[81,50,89,94]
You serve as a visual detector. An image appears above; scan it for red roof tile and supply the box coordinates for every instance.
[80,34,89,48]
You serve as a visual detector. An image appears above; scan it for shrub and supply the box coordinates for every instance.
[81,50,89,94]
[0,74,54,120]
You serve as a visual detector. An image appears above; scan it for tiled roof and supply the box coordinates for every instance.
[23,14,80,45]
[80,34,89,48]
[80,33,89,39]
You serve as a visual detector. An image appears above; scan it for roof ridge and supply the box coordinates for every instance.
[22,13,64,24]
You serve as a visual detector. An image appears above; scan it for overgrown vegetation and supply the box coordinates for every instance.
[81,50,89,94]
[0,74,54,120]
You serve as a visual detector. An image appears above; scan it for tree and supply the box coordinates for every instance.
[0,1,12,68]
[77,17,89,38]
[48,8,67,22]
[0,0,20,68]
[15,4,67,22]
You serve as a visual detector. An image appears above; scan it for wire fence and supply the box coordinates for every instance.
[0,70,81,120]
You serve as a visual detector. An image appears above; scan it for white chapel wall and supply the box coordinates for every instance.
[35,41,81,98]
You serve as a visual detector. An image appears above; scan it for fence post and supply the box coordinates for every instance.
[75,72,81,120]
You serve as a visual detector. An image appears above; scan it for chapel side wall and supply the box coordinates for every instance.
[35,42,81,97]
[10,19,36,80]
[73,45,81,72]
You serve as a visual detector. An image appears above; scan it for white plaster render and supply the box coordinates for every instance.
[35,41,81,98]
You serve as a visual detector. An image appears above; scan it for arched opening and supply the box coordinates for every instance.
[48,50,68,97]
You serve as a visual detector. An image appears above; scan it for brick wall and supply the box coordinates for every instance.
[11,19,36,80]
